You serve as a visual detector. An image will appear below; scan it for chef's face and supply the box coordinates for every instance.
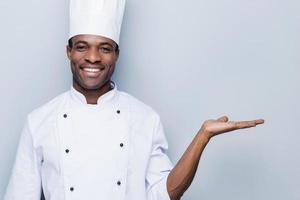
[67,34,119,90]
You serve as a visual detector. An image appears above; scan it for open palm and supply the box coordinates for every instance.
[201,116,264,139]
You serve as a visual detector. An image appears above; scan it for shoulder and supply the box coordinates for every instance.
[26,91,69,131]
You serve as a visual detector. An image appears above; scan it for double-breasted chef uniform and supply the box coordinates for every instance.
[4,84,174,200]
[5,0,174,199]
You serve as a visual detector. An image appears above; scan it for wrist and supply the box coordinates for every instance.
[197,130,211,144]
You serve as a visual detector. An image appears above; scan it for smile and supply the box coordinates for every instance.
[82,68,101,73]
[80,66,105,78]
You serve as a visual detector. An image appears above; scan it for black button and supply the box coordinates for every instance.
[117,181,121,186]
[116,110,120,114]
[70,187,74,191]
[120,143,124,147]
[65,149,70,153]
[63,114,68,118]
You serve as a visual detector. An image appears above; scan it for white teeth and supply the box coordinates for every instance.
[83,68,100,72]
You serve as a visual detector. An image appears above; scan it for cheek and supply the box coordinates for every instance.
[70,58,82,76]
[70,52,85,67]
[103,53,118,64]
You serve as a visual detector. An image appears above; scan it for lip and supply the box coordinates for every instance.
[80,66,105,77]
[82,68,101,72]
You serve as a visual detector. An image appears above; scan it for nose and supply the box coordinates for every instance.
[85,47,101,64]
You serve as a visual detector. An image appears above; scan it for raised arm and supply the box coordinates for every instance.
[166,116,264,200]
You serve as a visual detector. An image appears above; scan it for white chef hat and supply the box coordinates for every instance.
[69,0,126,45]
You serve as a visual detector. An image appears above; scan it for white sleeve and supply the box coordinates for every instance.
[146,116,173,200]
[4,117,42,200]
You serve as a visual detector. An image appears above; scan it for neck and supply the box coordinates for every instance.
[73,81,113,105]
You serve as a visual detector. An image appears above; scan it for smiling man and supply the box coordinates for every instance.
[4,0,264,200]
[68,34,119,104]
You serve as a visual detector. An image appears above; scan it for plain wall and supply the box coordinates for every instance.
[0,0,299,199]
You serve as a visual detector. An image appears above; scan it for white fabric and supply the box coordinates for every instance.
[4,85,173,200]
[69,0,126,44]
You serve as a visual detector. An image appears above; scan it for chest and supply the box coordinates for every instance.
[60,107,128,164]
[36,105,153,178]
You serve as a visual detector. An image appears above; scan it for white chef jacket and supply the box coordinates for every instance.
[4,84,173,200]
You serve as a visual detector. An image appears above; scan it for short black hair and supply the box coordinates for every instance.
[68,38,119,52]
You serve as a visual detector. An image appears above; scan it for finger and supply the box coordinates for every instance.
[243,119,265,126]
[234,119,264,129]
[254,119,265,125]
[231,121,254,129]
[217,116,229,122]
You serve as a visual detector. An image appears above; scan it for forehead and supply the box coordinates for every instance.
[71,34,116,45]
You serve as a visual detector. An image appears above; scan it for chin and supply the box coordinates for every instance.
[73,75,110,91]
[81,80,109,90]
[82,84,103,90]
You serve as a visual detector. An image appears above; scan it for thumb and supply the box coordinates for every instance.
[217,116,229,122]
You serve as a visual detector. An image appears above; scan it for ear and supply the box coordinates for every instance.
[66,45,71,60]
[115,49,120,60]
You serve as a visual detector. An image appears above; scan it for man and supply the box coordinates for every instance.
[4,0,264,199]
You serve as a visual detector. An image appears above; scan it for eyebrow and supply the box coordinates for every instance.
[99,42,114,47]
[74,41,114,47]
[73,41,88,46]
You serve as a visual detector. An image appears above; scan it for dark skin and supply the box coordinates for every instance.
[166,116,264,200]
[67,34,119,104]
[67,34,265,200]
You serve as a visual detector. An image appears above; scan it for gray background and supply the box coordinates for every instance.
[0,0,299,199]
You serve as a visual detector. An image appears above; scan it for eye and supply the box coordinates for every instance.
[100,46,113,53]
[74,44,88,52]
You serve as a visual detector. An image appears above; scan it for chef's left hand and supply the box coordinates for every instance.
[199,116,264,140]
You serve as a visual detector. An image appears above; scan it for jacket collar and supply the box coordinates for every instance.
[69,82,118,106]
